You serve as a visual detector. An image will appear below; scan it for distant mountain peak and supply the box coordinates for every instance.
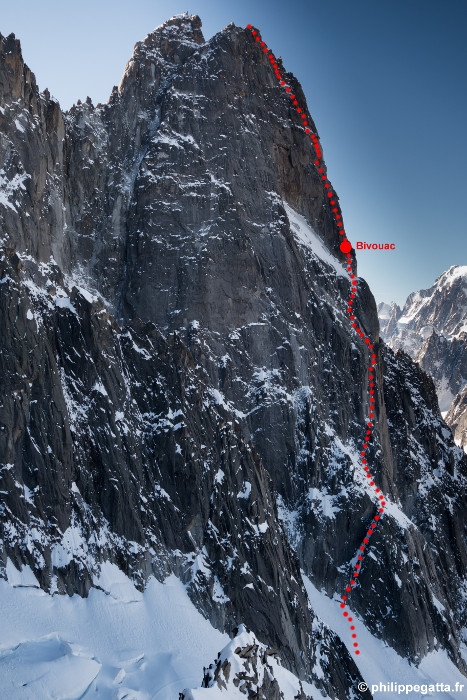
[434,264,467,289]
[378,266,467,427]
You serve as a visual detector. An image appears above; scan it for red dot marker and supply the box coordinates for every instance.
[246,25,389,658]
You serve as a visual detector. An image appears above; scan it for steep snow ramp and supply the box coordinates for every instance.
[284,202,347,278]
[302,574,467,700]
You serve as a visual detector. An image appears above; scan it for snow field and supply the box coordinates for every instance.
[0,561,229,699]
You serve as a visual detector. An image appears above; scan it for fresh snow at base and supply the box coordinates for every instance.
[0,560,229,699]
[302,573,467,699]
[0,562,328,699]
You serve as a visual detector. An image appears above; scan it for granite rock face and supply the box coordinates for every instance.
[1,15,467,696]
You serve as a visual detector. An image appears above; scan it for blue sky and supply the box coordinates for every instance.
[2,0,466,305]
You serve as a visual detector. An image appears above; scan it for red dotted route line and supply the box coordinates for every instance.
[246,24,387,657]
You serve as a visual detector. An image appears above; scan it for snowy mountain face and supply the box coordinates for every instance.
[378,266,467,448]
[1,14,467,698]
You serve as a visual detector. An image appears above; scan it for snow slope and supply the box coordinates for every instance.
[302,574,467,699]
[1,561,328,699]
[0,560,229,699]
[4,566,462,700]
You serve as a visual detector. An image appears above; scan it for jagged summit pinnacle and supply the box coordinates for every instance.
[116,13,204,99]
[0,31,39,106]
[154,12,203,32]
[0,32,20,51]
[141,12,204,49]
